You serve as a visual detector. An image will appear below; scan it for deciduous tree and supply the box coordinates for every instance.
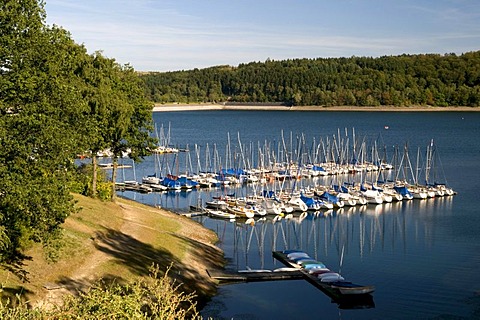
[0,0,90,261]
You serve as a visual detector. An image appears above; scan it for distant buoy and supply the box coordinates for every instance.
[384,126,389,130]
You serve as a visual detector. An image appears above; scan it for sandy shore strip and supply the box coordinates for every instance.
[153,104,224,112]
[153,103,479,112]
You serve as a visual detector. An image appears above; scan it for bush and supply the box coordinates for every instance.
[0,265,200,319]
[67,164,112,201]
[96,181,113,201]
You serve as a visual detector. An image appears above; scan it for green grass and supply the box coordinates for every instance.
[0,193,222,307]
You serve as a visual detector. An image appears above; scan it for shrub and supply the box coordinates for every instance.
[0,265,200,319]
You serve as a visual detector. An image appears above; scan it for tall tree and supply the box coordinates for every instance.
[80,52,121,197]
[0,0,89,262]
[84,54,157,200]
[108,64,157,200]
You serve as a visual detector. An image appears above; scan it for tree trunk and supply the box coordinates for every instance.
[111,158,118,201]
[92,155,98,197]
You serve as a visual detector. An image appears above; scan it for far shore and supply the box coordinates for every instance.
[153,103,479,112]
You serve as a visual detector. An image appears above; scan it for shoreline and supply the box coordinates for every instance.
[153,103,479,112]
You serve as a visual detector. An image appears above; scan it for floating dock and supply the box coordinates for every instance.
[207,269,303,283]
[272,251,375,309]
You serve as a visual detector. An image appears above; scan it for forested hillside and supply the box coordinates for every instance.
[141,52,480,107]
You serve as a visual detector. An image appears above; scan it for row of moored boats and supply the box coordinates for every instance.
[200,180,456,220]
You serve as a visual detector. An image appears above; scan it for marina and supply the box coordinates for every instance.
[115,111,479,319]
[111,122,456,221]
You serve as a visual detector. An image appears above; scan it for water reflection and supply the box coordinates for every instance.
[195,196,455,273]
[123,184,455,267]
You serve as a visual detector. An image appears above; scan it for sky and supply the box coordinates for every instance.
[45,0,480,72]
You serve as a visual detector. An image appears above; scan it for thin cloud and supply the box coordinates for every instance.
[45,0,480,71]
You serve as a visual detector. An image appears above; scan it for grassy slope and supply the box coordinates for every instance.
[0,194,224,306]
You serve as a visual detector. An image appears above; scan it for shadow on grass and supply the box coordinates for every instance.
[2,227,225,308]
[0,254,34,306]
[22,227,182,302]
[1,254,31,282]
[91,228,225,308]
[93,228,177,277]
[91,227,225,307]
[169,234,225,307]
[56,274,126,296]
[0,286,34,308]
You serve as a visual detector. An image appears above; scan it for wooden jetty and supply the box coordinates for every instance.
[207,268,303,283]
[272,251,375,309]
[180,211,207,218]
[115,183,153,193]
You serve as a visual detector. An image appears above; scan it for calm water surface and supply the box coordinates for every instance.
[118,111,480,319]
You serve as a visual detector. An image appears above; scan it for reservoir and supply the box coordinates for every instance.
[117,110,480,319]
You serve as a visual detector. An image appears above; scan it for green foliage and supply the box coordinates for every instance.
[0,265,200,319]
[141,52,480,107]
[0,0,157,262]
[96,181,113,201]
[81,53,158,199]
[42,229,69,264]
[0,0,89,262]
[0,228,11,261]
[0,302,41,320]
[86,56,157,200]
[66,164,92,195]
[67,164,112,201]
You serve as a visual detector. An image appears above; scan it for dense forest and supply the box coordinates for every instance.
[141,52,480,107]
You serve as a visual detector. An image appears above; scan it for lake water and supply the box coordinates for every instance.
[116,111,480,319]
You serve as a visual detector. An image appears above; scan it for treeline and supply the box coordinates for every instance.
[141,52,480,107]
[0,1,156,263]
